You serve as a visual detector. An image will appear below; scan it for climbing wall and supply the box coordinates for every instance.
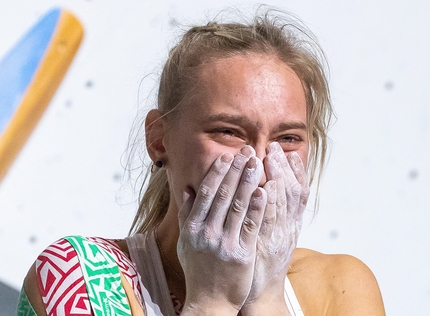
[0,1,429,315]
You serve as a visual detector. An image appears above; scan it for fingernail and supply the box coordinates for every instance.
[269,142,282,152]
[268,180,276,191]
[247,156,257,170]
[183,190,190,203]
[253,188,263,198]
[240,145,255,157]
[251,188,264,203]
[221,153,234,164]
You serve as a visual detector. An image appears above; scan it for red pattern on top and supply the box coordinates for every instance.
[170,291,183,315]
[36,238,91,315]
[36,236,181,315]
[35,237,146,315]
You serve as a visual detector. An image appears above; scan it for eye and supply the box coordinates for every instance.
[277,134,302,144]
[208,127,247,146]
[275,134,306,153]
[213,128,237,137]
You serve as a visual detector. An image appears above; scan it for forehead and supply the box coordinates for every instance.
[186,54,306,120]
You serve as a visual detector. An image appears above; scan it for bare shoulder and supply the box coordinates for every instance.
[23,262,48,316]
[288,248,385,315]
[114,238,130,255]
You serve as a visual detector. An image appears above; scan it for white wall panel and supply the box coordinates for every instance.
[1,1,429,314]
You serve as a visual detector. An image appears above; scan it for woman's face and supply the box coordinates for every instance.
[163,54,308,212]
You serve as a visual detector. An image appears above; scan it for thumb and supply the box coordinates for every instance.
[178,187,196,229]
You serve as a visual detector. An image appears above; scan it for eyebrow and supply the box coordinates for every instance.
[202,113,307,132]
[274,121,307,133]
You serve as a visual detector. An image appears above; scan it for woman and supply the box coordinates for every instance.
[18,8,385,316]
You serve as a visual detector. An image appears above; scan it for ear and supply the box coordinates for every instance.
[145,109,167,163]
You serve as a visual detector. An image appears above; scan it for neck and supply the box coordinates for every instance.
[156,209,186,302]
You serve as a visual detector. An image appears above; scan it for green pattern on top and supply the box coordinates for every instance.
[16,286,37,316]
[65,236,132,316]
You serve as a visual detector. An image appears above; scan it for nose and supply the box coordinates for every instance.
[254,144,267,186]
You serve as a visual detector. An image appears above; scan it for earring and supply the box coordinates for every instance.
[151,160,163,173]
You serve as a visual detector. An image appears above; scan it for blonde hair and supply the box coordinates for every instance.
[129,7,333,235]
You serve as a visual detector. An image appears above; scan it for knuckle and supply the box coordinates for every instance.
[280,158,289,169]
[266,189,276,204]
[290,182,302,199]
[234,249,253,265]
[276,194,287,207]
[199,184,215,204]
[217,183,232,202]
[302,186,310,198]
[267,240,280,255]
[230,156,246,173]
[185,220,199,234]
[242,216,259,232]
[212,159,228,176]
[262,214,276,226]
[295,220,303,232]
[182,222,202,249]
[202,224,214,240]
[199,184,214,198]
[231,198,247,213]
[202,225,222,249]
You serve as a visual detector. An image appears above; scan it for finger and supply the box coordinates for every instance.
[264,148,287,226]
[287,152,310,218]
[186,153,233,225]
[258,180,276,239]
[224,156,263,239]
[269,143,298,190]
[287,152,308,189]
[239,187,267,250]
[268,143,301,220]
[178,188,196,230]
[205,146,255,230]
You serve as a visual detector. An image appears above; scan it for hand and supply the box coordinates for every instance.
[177,146,267,315]
[244,142,309,311]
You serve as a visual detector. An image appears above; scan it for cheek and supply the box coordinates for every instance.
[189,146,216,182]
[186,143,245,198]
[170,140,223,191]
[189,142,236,186]
[165,141,211,208]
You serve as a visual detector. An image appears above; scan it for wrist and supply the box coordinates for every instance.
[241,296,289,316]
[181,300,239,316]
[241,281,289,316]
[182,289,241,316]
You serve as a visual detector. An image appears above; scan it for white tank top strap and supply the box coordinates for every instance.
[126,232,177,316]
[284,275,304,315]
